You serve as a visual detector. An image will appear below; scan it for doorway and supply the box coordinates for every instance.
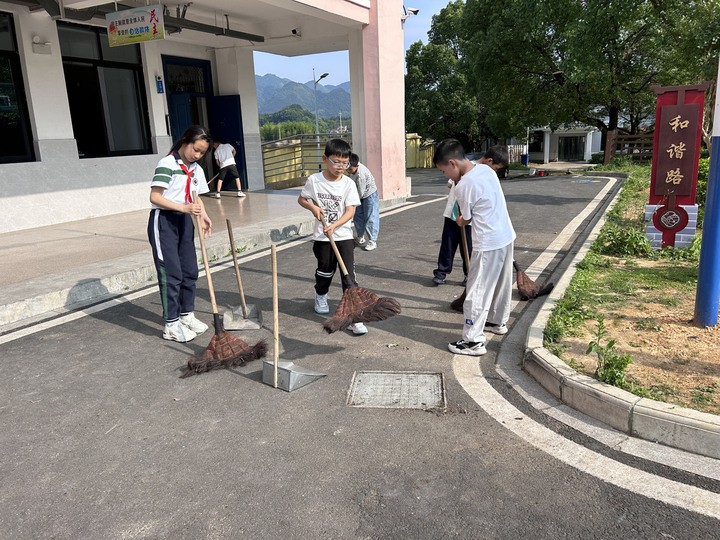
[558,136,584,161]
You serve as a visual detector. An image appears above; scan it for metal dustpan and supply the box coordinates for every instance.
[262,360,326,392]
[223,219,262,330]
[223,303,263,330]
[263,244,325,392]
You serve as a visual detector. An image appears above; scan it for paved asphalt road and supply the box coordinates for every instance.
[2,170,719,538]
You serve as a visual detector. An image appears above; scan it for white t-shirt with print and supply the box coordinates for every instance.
[300,172,361,241]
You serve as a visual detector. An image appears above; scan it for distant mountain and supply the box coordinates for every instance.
[256,73,351,117]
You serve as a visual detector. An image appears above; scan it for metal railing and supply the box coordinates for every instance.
[261,132,352,189]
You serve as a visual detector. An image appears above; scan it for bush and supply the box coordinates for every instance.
[587,315,633,388]
[592,224,652,257]
[589,152,605,164]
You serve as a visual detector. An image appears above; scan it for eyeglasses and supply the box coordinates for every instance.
[327,157,350,169]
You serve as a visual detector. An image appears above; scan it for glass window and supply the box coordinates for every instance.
[0,12,13,51]
[0,12,34,163]
[101,66,149,152]
[100,37,140,64]
[58,22,150,158]
[58,24,100,60]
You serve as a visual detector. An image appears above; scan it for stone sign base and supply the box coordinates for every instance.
[645,204,698,249]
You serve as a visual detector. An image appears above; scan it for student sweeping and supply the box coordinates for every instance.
[212,140,245,198]
[297,138,368,335]
[434,140,514,356]
[147,125,213,343]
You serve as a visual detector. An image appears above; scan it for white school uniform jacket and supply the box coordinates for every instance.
[455,163,515,251]
[300,172,360,242]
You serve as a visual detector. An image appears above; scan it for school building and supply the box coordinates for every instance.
[0,0,407,234]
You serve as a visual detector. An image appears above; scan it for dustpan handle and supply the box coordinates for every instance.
[226,219,249,318]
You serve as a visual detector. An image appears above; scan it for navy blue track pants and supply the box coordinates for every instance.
[148,209,199,322]
[434,218,473,280]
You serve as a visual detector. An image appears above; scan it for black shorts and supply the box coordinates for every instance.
[218,164,239,181]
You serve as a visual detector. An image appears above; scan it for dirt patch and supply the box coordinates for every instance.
[558,260,720,415]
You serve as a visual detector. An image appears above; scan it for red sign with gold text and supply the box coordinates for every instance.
[649,84,707,247]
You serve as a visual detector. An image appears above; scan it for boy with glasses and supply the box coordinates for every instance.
[298,139,368,335]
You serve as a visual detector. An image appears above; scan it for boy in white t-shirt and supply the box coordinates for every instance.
[434,140,515,356]
[298,139,367,335]
[212,140,245,198]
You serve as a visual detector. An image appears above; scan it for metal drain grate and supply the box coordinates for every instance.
[347,371,446,409]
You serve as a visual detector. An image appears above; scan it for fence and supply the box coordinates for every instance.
[261,133,352,189]
[605,130,654,163]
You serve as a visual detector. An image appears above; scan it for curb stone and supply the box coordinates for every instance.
[522,175,720,459]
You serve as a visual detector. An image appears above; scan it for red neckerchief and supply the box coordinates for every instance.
[176,156,194,203]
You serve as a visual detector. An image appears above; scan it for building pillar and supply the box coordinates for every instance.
[583,131,593,161]
[214,47,264,191]
[349,0,406,200]
[543,131,551,164]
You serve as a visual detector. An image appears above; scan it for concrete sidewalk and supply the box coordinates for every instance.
[1,189,325,331]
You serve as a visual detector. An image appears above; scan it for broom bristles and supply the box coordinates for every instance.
[180,332,267,378]
[322,287,401,333]
[450,289,465,312]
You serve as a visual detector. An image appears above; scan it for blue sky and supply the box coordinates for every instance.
[253,1,444,85]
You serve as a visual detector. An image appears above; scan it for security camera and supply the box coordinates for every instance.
[407,7,419,15]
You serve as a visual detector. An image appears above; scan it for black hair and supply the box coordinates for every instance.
[169,125,213,155]
[433,138,466,165]
[349,153,360,168]
[484,145,509,168]
[324,138,351,158]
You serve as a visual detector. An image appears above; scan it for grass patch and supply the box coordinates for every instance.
[545,159,707,410]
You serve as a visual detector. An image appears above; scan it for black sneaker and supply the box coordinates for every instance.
[432,276,446,285]
[448,340,486,356]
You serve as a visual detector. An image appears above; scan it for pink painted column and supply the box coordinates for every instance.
[356,0,407,200]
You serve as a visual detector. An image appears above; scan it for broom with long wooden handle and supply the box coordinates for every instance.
[180,192,267,378]
[450,225,470,312]
[317,213,401,333]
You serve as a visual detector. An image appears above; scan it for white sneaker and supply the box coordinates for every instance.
[349,322,368,335]
[214,192,221,199]
[354,236,366,246]
[180,312,209,335]
[163,320,197,342]
[484,323,508,335]
[448,339,486,356]
[314,293,330,314]
[237,191,246,197]
[364,240,377,251]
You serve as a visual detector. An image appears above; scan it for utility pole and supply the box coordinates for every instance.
[694,55,720,327]
[313,68,329,172]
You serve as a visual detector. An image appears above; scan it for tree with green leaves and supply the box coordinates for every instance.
[462,0,720,140]
[405,0,491,149]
